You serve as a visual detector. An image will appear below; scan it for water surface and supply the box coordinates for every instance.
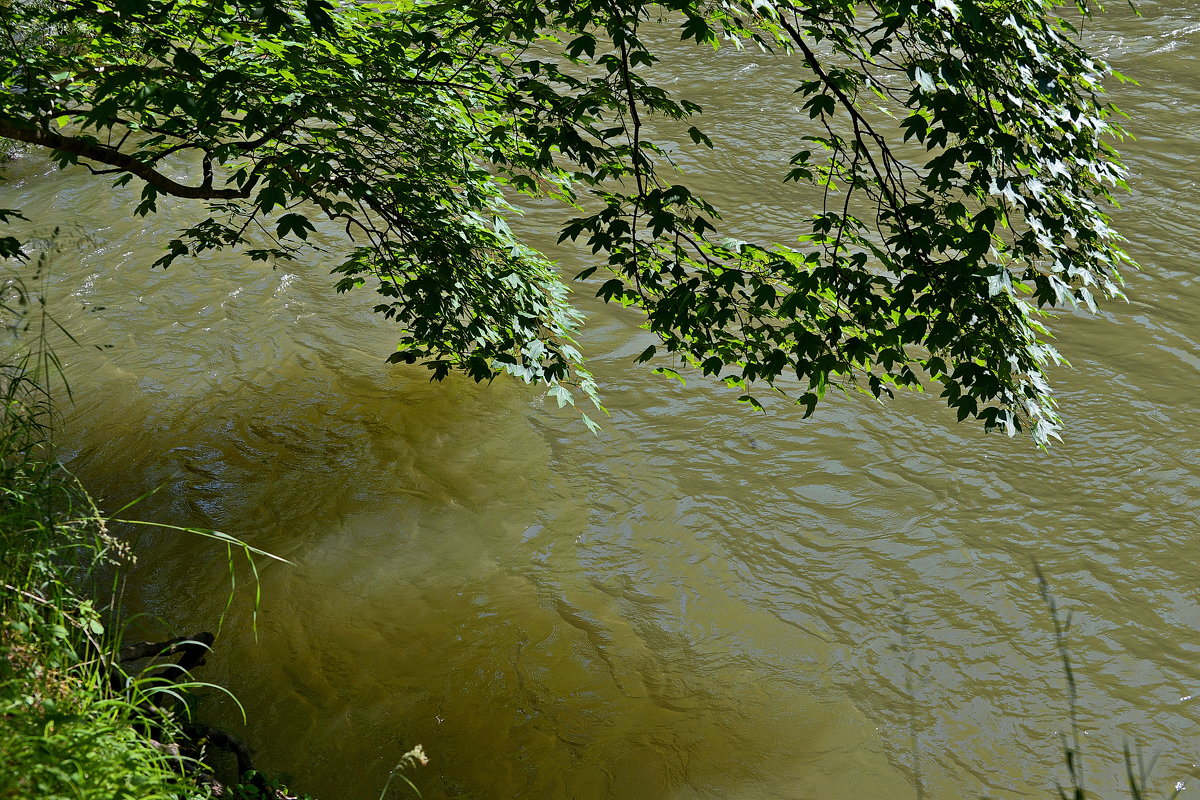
[4,4,1199,798]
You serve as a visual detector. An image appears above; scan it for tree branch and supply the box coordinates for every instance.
[0,116,250,200]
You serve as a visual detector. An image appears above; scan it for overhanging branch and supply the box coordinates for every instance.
[0,116,250,200]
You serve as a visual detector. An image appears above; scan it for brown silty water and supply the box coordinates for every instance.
[2,3,1198,797]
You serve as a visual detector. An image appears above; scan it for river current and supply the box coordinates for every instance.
[3,3,1199,798]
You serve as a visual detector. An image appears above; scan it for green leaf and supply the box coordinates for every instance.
[687,126,713,148]
[276,213,316,241]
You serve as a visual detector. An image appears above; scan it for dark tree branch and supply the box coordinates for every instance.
[182,723,257,779]
[119,634,212,662]
[0,117,250,200]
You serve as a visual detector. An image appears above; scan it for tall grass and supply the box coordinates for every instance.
[0,262,304,799]
[0,245,437,799]
[0,275,205,798]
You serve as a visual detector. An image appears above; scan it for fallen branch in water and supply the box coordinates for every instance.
[113,630,300,799]
[119,634,213,662]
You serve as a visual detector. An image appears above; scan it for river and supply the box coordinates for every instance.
[3,2,1198,798]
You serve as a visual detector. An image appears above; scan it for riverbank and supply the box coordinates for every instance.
[0,345,308,799]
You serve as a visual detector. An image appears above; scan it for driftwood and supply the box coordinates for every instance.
[111,631,299,799]
[119,633,214,663]
[182,723,256,777]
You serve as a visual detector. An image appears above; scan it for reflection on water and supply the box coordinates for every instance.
[5,2,1200,797]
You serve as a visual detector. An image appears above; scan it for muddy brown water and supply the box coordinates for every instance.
[3,4,1199,798]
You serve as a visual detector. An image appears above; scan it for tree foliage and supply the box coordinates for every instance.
[0,0,1133,442]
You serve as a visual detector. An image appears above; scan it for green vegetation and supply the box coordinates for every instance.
[0,275,314,799]
[0,319,189,797]
[0,0,1134,443]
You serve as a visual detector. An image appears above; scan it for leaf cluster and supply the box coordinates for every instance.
[0,0,1135,441]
